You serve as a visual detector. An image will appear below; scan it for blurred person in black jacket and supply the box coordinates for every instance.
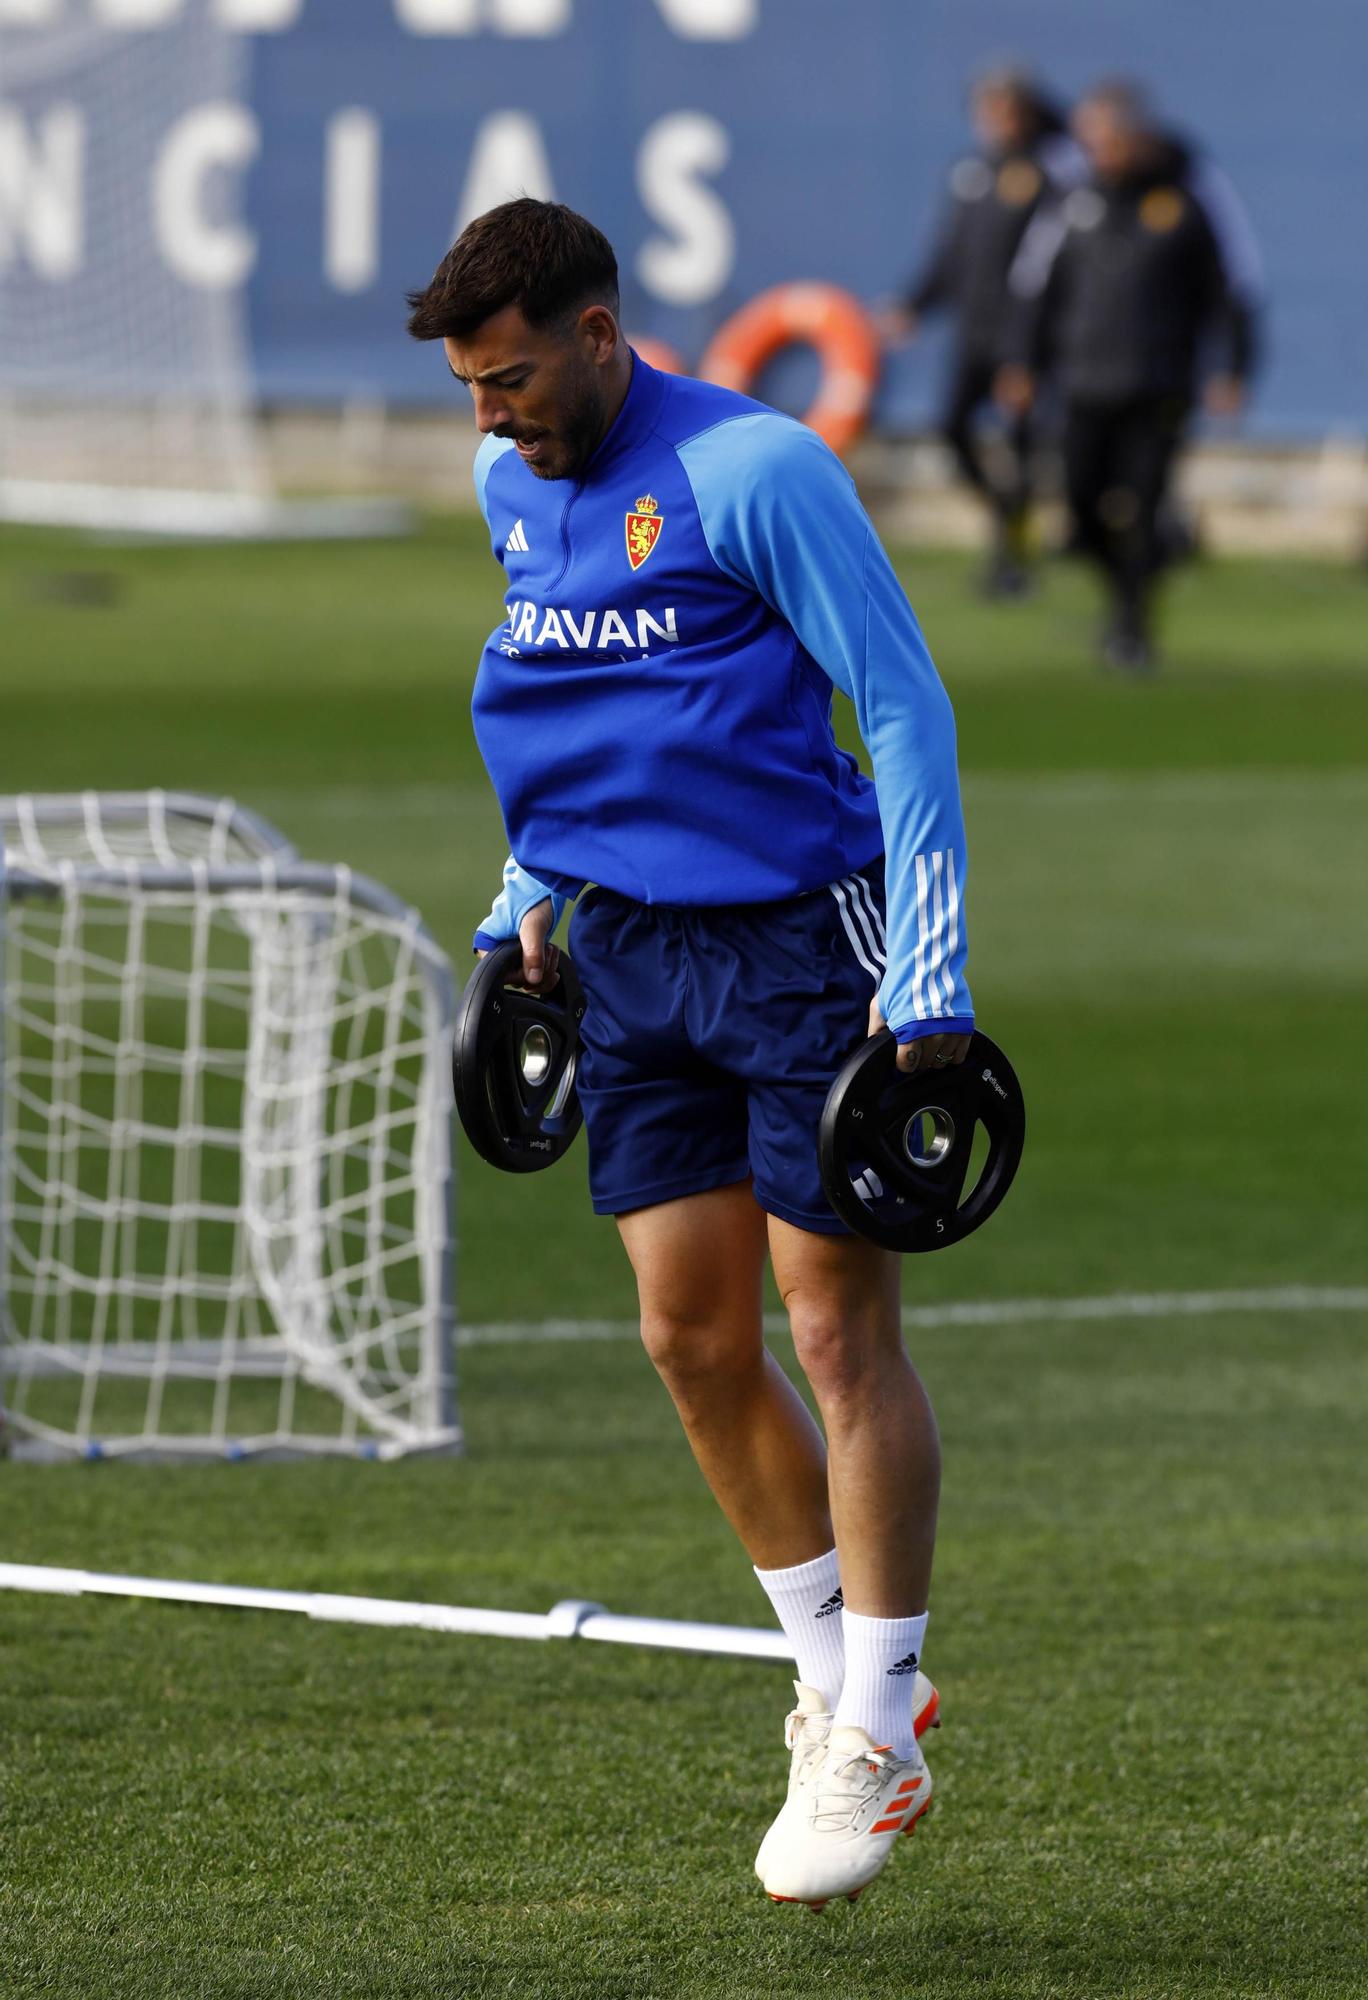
[998,81,1261,670]
[882,63,1082,598]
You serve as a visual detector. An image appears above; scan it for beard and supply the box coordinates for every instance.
[524,373,608,481]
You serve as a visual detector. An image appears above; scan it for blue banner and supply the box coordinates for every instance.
[3,0,1365,437]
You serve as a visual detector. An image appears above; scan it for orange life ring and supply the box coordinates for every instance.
[629,336,688,376]
[699,284,880,456]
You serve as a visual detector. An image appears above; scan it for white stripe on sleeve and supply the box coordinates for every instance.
[830,879,882,982]
[939,848,961,1013]
[843,874,886,969]
[928,851,948,1017]
[911,854,931,1021]
[852,871,887,952]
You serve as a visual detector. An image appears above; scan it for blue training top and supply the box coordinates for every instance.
[469,354,972,1043]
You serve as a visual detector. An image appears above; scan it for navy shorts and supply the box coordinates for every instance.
[567,860,887,1234]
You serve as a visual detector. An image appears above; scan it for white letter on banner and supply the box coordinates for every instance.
[0,106,83,278]
[636,113,733,306]
[488,0,568,29]
[325,109,380,292]
[653,0,756,38]
[395,0,568,30]
[215,0,305,27]
[456,112,553,230]
[154,104,258,290]
[95,0,181,25]
[393,0,479,30]
[0,0,61,24]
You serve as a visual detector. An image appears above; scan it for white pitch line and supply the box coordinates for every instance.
[464,1285,1368,1348]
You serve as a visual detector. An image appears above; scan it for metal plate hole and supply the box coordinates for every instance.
[519,1024,553,1086]
[903,1106,955,1169]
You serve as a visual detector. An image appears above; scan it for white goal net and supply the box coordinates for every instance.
[1,794,459,1461]
[0,7,269,532]
[1,787,297,872]
[0,9,406,539]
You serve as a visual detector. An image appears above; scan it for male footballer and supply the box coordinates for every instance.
[408,200,973,1909]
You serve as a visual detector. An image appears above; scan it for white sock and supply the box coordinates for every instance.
[833,1609,929,1758]
[753,1549,845,1705]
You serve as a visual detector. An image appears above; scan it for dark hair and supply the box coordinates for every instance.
[406,198,619,343]
[970,60,1066,139]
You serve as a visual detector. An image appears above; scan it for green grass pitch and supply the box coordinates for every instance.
[2,520,1366,1998]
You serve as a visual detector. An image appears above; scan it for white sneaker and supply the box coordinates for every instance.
[754,1673,939,1890]
[753,1682,833,1884]
[760,1723,934,1908]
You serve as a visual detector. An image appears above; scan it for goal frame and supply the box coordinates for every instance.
[1,838,459,1463]
[0,789,297,871]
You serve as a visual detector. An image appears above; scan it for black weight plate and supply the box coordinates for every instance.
[818,1029,1025,1252]
[452,939,587,1173]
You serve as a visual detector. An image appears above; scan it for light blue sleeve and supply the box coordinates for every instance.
[472,854,565,954]
[472,432,516,536]
[678,414,972,1041]
[470,436,560,944]
[470,436,562,951]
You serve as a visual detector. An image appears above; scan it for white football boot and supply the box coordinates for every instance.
[761,1722,934,1909]
[753,1683,835,1885]
[754,1672,939,1889]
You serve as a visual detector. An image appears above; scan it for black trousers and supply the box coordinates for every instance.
[1061,396,1190,622]
[940,347,1032,526]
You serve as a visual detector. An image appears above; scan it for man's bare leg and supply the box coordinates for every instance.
[749,1221,942,1907]
[616,1183,831,1571]
[763,1212,939,1773]
[766,1216,939,1616]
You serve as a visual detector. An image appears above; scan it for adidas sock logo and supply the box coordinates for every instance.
[886,1650,920,1676]
[814,1588,844,1621]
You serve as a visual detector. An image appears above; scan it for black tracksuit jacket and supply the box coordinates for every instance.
[903,124,1076,363]
[1015,140,1259,406]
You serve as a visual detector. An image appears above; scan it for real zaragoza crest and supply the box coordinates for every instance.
[1139,187,1186,234]
[626,493,663,571]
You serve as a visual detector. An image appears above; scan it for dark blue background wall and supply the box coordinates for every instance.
[7,1,1365,436]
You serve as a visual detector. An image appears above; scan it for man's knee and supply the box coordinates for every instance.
[786,1297,896,1410]
[639,1307,760,1398]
